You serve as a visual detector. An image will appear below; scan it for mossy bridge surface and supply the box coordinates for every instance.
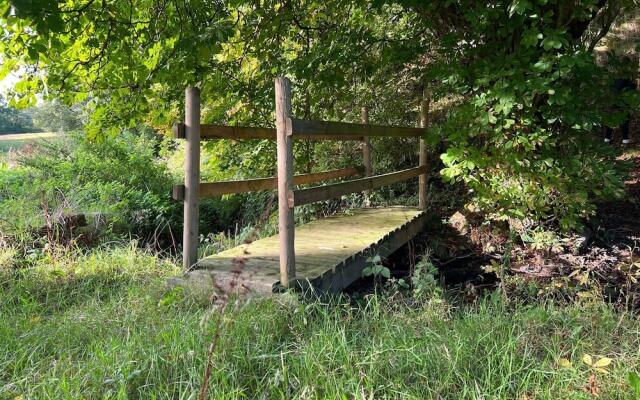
[173,207,427,294]
[170,78,432,294]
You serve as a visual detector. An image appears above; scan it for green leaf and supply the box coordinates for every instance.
[542,36,563,51]
[508,0,532,17]
[629,372,640,395]
[521,29,540,48]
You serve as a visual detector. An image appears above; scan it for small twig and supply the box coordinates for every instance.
[436,252,477,267]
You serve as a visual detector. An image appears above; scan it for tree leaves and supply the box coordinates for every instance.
[1,0,630,232]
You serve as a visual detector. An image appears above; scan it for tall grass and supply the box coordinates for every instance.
[1,244,639,399]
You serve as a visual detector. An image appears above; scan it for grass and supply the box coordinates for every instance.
[1,244,639,399]
[0,132,60,152]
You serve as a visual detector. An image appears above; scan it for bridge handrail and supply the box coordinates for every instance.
[173,118,425,141]
[173,123,364,141]
[171,167,361,200]
[291,166,427,207]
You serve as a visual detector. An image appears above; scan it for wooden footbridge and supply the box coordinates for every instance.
[170,77,430,294]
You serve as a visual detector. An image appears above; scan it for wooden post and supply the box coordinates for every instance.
[361,107,373,206]
[183,86,201,270]
[275,77,295,287]
[418,90,429,210]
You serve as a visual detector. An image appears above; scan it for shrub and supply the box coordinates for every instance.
[0,129,274,251]
[0,129,186,250]
[431,2,635,231]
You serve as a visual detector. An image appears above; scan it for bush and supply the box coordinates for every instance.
[0,130,183,250]
[0,129,276,251]
[431,2,636,231]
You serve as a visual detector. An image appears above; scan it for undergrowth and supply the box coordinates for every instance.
[1,244,639,399]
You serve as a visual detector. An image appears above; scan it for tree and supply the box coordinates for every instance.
[1,0,637,229]
[0,97,37,133]
[30,101,86,132]
[400,0,637,228]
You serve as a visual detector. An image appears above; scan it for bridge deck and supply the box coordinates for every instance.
[172,207,427,295]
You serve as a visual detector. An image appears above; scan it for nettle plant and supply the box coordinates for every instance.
[431,0,634,231]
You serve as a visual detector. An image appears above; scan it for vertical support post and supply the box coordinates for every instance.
[418,89,430,210]
[183,86,201,270]
[361,106,373,206]
[275,77,295,287]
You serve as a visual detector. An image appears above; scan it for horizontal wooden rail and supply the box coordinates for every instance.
[172,167,361,200]
[289,118,425,138]
[173,123,364,141]
[291,165,427,207]
[202,125,275,140]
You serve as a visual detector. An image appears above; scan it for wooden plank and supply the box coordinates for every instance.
[175,207,426,295]
[202,168,360,198]
[292,165,427,206]
[183,86,200,271]
[361,107,373,205]
[199,124,363,141]
[293,167,360,186]
[419,92,430,209]
[320,211,429,293]
[202,125,275,140]
[290,118,425,138]
[172,122,185,139]
[172,167,360,200]
[275,76,296,287]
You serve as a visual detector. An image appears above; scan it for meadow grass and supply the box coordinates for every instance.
[1,244,639,399]
[0,132,59,153]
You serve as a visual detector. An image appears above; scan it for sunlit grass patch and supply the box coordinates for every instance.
[0,132,60,152]
[1,245,639,399]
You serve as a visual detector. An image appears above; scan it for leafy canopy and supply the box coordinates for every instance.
[1,0,637,229]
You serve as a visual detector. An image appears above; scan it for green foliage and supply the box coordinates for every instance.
[14,130,178,238]
[0,129,278,250]
[2,0,636,229]
[521,227,563,255]
[428,0,635,230]
[363,254,391,279]
[0,161,38,235]
[412,254,442,300]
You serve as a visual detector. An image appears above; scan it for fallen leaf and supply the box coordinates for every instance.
[594,367,609,375]
[593,357,612,368]
[585,373,600,397]
[583,354,593,366]
[559,358,573,369]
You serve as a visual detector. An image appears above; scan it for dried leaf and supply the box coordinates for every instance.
[559,358,573,368]
[585,373,600,397]
[582,354,593,366]
[592,357,612,368]
[577,291,594,299]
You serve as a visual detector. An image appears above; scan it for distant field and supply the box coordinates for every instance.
[0,132,60,152]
